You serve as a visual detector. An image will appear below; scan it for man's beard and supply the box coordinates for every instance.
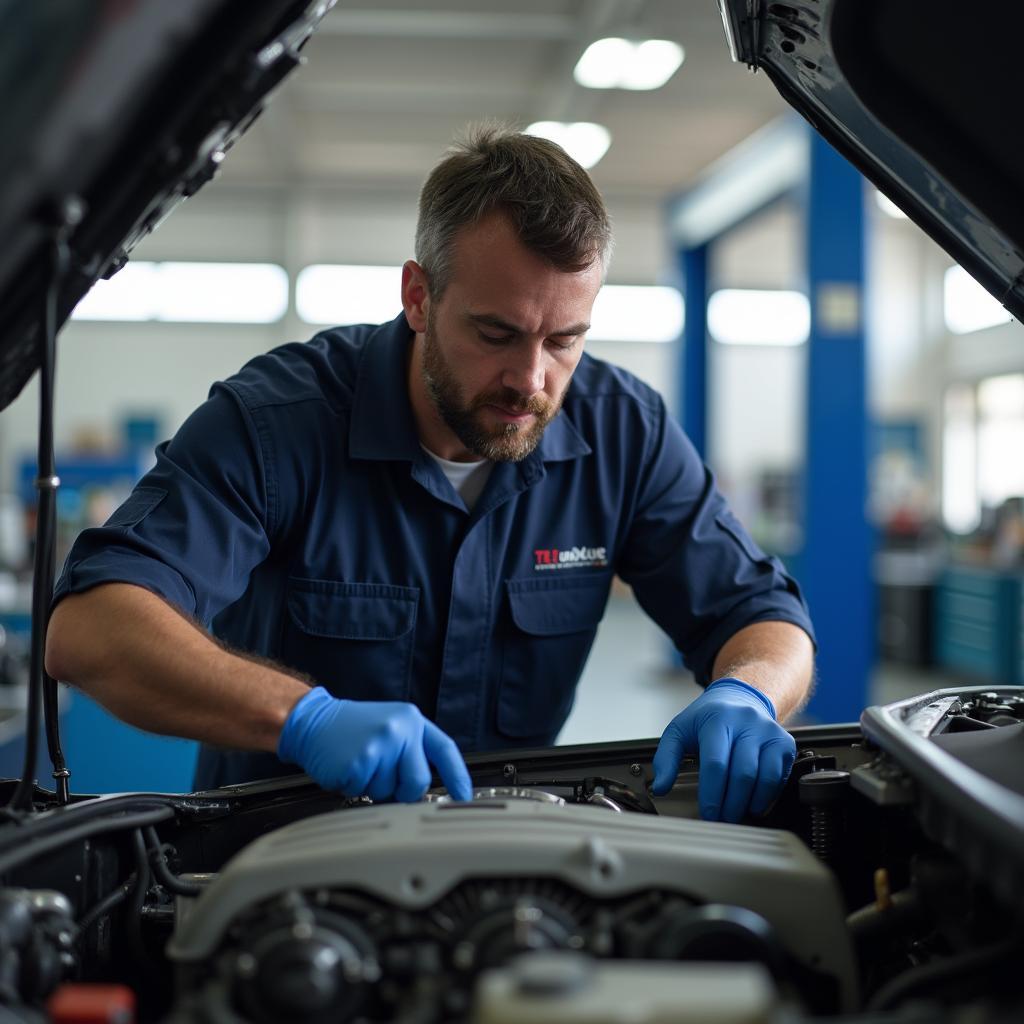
[421,313,565,462]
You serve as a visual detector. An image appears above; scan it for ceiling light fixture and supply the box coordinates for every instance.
[573,37,684,91]
[525,121,611,169]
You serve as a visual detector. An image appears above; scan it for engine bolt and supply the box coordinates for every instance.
[236,953,257,978]
[629,763,642,776]
[503,763,516,780]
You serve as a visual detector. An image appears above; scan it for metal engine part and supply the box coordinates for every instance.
[168,800,857,1019]
[426,787,567,806]
[0,889,77,1005]
[472,952,780,1024]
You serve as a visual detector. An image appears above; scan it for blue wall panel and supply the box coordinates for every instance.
[60,689,198,794]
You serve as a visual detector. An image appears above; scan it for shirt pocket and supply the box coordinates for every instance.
[283,578,419,702]
[496,573,610,740]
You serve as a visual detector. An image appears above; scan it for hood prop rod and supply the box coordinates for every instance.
[8,198,83,811]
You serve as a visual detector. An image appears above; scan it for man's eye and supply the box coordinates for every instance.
[479,330,512,344]
[549,338,578,352]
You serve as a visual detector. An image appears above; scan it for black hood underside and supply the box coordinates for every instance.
[721,0,1024,323]
[0,0,334,413]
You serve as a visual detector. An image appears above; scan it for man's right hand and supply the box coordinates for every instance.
[277,688,473,803]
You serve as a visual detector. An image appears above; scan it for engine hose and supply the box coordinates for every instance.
[866,935,1020,1011]
[143,826,203,897]
[0,805,173,876]
[126,830,152,958]
[78,873,138,936]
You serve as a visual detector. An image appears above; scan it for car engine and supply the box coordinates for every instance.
[0,685,1021,1024]
[168,792,855,1021]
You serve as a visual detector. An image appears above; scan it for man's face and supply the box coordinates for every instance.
[416,213,603,462]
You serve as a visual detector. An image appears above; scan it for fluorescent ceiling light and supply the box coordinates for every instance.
[71,262,288,323]
[525,121,611,169]
[708,289,809,346]
[155,263,288,322]
[943,265,1012,334]
[589,285,683,343]
[874,190,908,220]
[297,264,402,325]
[574,37,684,91]
[71,262,160,321]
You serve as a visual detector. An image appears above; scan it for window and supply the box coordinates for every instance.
[943,266,1012,335]
[296,269,683,343]
[295,265,401,326]
[588,285,683,343]
[707,289,809,346]
[71,262,288,323]
[942,385,979,534]
[942,374,1024,534]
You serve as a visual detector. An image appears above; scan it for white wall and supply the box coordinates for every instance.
[0,183,676,491]
[866,202,1024,518]
[705,201,804,523]
[692,189,1024,534]
[12,175,1018,554]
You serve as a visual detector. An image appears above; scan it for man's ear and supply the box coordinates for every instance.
[402,260,430,333]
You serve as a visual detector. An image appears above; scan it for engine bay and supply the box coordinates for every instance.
[0,685,1020,1022]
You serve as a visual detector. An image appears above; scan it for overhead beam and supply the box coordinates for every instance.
[295,80,523,116]
[318,9,576,41]
[668,115,808,247]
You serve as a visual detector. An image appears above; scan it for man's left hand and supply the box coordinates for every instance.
[651,678,796,822]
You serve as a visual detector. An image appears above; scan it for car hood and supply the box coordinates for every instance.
[0,0,334,413]
[719,0,1024,324]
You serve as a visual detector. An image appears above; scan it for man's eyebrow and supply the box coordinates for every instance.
[551,321,591,337]
[467,312,590,337]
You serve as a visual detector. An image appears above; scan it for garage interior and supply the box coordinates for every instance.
[0,0,1021,793]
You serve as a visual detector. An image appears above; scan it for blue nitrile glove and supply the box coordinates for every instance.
[651,678,796,823]
[278,688,473,803]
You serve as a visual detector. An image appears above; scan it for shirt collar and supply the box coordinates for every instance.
[533,396,592,462]
[348,313,421,461]
[348,311,592,464]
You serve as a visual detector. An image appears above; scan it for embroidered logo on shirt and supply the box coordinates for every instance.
[534,546,608,571]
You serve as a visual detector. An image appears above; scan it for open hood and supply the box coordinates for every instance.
[0,0,335,414]
[719,0,1024,324]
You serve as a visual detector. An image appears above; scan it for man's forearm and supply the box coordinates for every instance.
[711,620,814,722]
[45,583,311,752]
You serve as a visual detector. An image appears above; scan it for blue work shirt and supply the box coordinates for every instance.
[54,312,814,789]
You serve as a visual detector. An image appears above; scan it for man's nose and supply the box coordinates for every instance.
[501,342,545,396]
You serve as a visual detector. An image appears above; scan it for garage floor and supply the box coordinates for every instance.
[558,591,968,746]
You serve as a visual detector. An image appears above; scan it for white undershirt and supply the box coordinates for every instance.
[421,446,494,511]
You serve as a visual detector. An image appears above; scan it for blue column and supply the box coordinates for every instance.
[679,244,709,457]
[800,130,873,722]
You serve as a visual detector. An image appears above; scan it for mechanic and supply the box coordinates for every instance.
[45,125,815,823]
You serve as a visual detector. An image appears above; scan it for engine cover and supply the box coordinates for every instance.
[168,799,857,1015]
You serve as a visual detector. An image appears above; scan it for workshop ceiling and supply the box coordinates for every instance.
[219,0,790,198]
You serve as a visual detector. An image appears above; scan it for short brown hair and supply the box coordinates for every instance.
[415,123,613,296]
